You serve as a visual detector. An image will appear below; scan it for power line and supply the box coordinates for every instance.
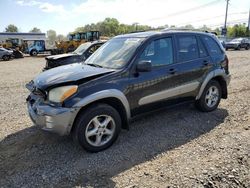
[147,0,222,21]
[206,19,248,28]
[175,12,248,26]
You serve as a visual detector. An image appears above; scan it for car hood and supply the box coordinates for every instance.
[45,53,78,60]
[32,63,114,90]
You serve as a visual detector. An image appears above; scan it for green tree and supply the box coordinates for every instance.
[227,24,248,37]
[5,24,18,32]
[30,27,41,33]
[47,30,57,43]
[56,34,66,41]
[74,27,85,33]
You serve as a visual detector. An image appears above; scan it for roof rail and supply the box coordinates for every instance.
[162,28,218,35]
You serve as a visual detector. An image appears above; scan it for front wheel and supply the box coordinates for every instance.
[30,50,38,56]
[72,103,121,152]
[2,55,10,61]
[195,80,222,112]
[245,45,249,50]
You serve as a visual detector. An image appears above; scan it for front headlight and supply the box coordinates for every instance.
[48,85,78,103]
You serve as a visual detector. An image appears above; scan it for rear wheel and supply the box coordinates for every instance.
[72,103,121,152]
[245,45,249,50]
[195,80,222,112]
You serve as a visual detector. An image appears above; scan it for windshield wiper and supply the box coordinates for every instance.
[86,63,103,68]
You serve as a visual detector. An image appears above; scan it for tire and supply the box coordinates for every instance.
[30,50,38,56]
[245,45,249,50]
[2,55,10,61]
[72,103,121,152]
[195,80,222,112]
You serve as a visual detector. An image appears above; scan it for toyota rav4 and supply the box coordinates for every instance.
[26,30,231,152]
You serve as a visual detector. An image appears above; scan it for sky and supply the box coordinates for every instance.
[0,0,249,35]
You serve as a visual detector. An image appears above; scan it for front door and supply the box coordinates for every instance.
[127,36,179,115]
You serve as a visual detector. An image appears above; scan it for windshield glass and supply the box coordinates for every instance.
[231,38,243,42]
[84,38,144,69]
[73,42,92,54]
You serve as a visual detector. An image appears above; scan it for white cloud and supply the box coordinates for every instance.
[15,0,250,29]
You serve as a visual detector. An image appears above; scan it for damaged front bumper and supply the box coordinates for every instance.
[27,94,79,136]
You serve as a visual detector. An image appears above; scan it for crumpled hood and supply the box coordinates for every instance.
[45,53,78,60]
[33,63,114,90]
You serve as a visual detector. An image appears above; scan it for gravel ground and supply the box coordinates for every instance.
[0,51,249,188]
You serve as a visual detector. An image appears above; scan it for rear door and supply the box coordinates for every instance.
[172,34,213,95]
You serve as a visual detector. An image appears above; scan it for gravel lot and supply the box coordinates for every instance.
[0,51,249,187]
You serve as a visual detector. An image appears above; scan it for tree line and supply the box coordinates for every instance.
[4,17,250,40]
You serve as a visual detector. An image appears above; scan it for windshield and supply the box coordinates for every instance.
[84,38,144,69]
[73,42,92,54]
[231,38,243,42]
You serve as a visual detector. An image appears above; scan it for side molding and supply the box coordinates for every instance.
[196,69,228,100]
[139,81,200,105]
[73,89,131,119]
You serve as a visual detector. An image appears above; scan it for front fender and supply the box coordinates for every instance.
[73,89,131,120]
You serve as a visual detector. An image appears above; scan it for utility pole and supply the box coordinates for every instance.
[222,0,230,36]
[248,8,250,30]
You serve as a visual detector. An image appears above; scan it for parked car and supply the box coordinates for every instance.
[0,47,13,61]
[26,30,230,152]
[225,38,250,50]
[43,41,106,70]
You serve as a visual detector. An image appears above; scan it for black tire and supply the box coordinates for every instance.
[2,55,10,61]
[30,50,38,56]
[195,80,222,112]
[72,103,121,152]
[245,45,249,50]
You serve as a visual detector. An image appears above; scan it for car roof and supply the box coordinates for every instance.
[115,30,215,39]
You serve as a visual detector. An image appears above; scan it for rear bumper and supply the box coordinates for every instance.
[27,96,79,135]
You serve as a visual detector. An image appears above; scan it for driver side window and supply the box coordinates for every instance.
[139,37,173,67]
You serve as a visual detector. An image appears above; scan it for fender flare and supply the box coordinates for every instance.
[196,69,228,100]
[73,89,131,120]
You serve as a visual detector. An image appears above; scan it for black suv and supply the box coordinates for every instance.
[26,30,230,152]
[43,41,105,70]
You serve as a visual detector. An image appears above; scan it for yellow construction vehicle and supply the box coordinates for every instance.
[56,31,100,53]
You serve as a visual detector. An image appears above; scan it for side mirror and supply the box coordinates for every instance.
[136,60,152,72]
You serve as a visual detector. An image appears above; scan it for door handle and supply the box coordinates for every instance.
[203,60,209,66]
[169,68,177,74]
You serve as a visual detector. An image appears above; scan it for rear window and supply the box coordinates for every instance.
[176,35,199,62]
[201,36,223,56]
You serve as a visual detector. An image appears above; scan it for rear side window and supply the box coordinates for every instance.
[176,35,199,62]
[197,37,208,57]
[139,37,173,67]
[201,36,222,56]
